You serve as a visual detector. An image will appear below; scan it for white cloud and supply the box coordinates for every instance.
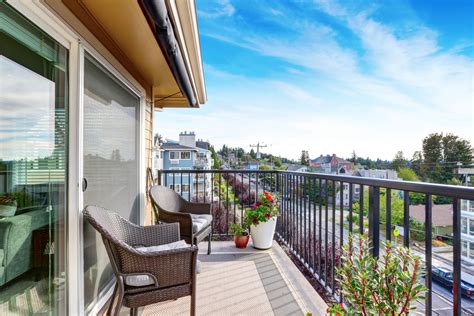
[198,0,235,19]
[158,1,473,160]
[270,81,321,105]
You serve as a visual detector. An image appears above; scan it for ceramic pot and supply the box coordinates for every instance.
[234,234,250,248]
[250,217,277,250]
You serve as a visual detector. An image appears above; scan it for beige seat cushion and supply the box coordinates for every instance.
[125,240,189,287]
[191,214,212,233]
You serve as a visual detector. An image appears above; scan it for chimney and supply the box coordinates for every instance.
[179,131,196,147]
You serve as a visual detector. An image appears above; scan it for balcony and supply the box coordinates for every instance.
[157,169,474,314]
[194,158,210,167]
[102,241,326,315]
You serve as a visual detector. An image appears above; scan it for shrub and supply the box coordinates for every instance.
[328,234,426,315]
[229,223,248,236]
[211,201,235,234]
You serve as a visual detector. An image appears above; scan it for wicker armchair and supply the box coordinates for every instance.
[83,206,198,316]
[149,185,212,255]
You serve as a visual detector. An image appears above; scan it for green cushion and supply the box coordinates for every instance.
[0,208,50,285]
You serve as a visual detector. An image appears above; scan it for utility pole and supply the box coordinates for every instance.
[250,142,268,160]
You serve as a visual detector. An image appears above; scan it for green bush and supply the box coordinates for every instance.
[328,234,426,314]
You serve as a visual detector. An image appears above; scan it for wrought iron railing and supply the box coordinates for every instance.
[156,169,474,315]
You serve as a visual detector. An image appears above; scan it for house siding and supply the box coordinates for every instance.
[145,99,154,225]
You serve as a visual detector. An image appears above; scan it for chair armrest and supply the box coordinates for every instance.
[127,222,181,247]
[182,201,212,215]
[117,245,198,288]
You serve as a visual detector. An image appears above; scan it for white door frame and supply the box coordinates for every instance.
[7,1,147,315]
[81,42,146,315]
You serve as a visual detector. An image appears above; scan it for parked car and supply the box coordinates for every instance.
[460,281,474,300]
[433,266,474,300]
[432,266,453,288]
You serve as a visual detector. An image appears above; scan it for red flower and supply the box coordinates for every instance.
[265,195,272,201]
[265,213,271,219]
[256,201,262,206]
[252,217,258,224]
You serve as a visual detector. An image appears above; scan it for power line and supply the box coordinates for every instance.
[249,142,270,160]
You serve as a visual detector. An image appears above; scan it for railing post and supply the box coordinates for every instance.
[157,170,162,185]
[403,191,410,248]
[276,172,280,194]
[368,186,380,258]
[453,198,461,315]
[425,194,432,316]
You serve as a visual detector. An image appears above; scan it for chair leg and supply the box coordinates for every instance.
[114,278,124,316]
[107,282,118,316]
[207,231,212,255]
[130,307,138,316]
[190,290,196,316]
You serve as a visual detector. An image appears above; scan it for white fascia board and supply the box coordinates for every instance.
[166,0,207,105]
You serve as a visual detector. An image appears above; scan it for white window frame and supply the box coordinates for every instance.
[169,151,180,160]
[169,183,181,192]
[80,46,146,315]
[8,2,147,315]
[181,184,190,193]
[180,151,191,160]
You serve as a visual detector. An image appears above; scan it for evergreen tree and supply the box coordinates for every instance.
[300,150,310,166]
[410,151,423,178]
[391,151,407,171]
[249,149,257,159]
[422,133,472,183]
[349,150,357,163]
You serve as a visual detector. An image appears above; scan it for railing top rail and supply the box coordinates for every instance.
[158,169,474,199]
[278,170,474,199]
[159,169,276,174]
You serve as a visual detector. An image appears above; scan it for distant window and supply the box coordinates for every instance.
[169,184,180,193]
[182,184,190,193]
[470,242,474,259]
[169,151,179,159]
[470,219,474,236]
[181,151,191,159]
[462,241,468,258]
[462,218,468,234]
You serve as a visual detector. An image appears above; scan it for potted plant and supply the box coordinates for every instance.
[229,223,249,248]
[327,233,427,315]
[244,191,279,250]
[0,194,17,217]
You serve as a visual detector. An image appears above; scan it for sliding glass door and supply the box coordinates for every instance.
[82,53,140,310]
[0,3,68,314]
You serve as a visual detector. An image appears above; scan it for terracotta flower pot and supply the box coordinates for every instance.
[234,234,250,248]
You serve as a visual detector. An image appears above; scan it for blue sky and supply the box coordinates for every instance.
[155,0,473,161]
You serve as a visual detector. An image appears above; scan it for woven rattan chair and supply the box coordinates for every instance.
[83,206,198,316]
[149,185,212,255]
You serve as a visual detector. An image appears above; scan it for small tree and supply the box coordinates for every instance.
[329,234,426,315]
[397,167,419,181]
[349,150,357,163]
[300,150,310,166]
[273,156,282,168]
[391,151,407,171]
